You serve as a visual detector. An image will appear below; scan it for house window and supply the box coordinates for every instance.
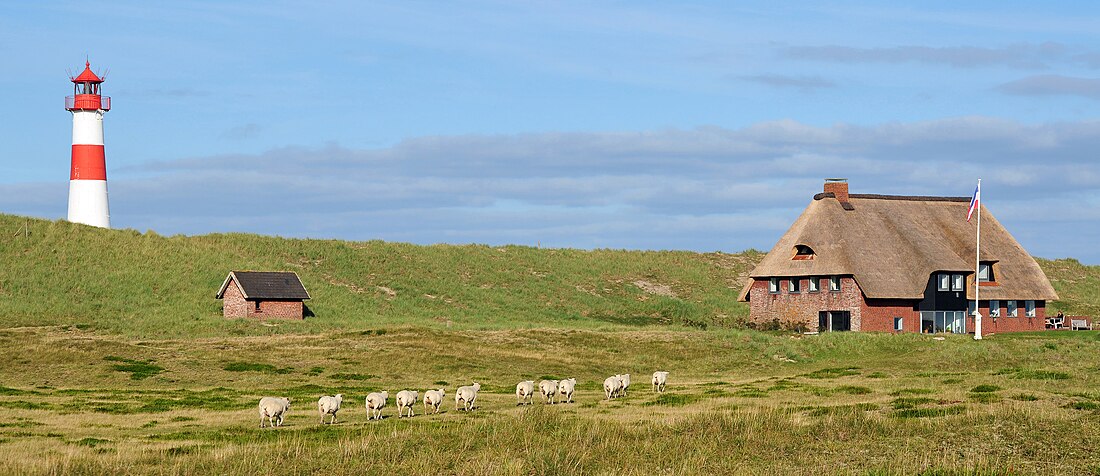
[969,301,977,317]
[1007,300,1018,317]
[937,274,950,292]
[808,277,820,293]
[952,274,965,292]
[978,263,994,282]
[253,300,262,312]
[1025,300,1036,317]
[769,278,779,294]
[894,317,903,331]
[793,245,816,260]
[788,278,801,294]
[829,276,841,292]
[989,300,1000,317]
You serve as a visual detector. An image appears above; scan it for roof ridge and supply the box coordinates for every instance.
[814,192,969,202]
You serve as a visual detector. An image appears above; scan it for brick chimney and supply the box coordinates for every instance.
[823,178,849,202]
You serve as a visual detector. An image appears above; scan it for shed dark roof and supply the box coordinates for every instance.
[216,271,311,300]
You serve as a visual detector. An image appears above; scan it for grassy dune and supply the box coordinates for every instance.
[2,213,1100,474]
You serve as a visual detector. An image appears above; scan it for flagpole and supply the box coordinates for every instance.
[974,179,983,340]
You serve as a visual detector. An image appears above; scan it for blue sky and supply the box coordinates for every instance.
[3,1,1100,262]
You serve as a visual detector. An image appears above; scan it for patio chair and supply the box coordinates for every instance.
[1071,319,1093,331]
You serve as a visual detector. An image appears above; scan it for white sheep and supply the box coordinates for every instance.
[618,374,631,397]
[258,397,291,428]
[558,378,576,404]
[516,380,535,406]
[365,391,388,420]
[455,382,481,412]
[539,380,559,404]
[603,375,622,400]
[396,390,419,418]
[423,388,446,414]
[317,394,343,424]
[652,371,669,393]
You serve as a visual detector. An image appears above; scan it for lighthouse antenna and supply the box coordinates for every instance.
[101,67,110,81]
[66,68,74,81]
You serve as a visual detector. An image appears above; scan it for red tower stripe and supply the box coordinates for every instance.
[71,145,106,180]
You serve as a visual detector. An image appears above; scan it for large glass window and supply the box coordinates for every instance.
[920,311,967,334]
[818,311,851,332]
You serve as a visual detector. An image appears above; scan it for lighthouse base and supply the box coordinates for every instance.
[67,180,111,228]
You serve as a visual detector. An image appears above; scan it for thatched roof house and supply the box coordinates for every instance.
[740,179,1057,334]
[216,271,311,319]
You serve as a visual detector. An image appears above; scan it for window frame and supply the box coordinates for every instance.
[894,317,903,332]
[808,277,820,293]
[951,274,965,292]
[989,300,1000,317]
[1007,300,1018,317]
[829,276,841,292]
[1025,300,1036,317]
[768,278,780,294]
[788,278,801,294]
[978,263,994,283]
[937,274,950,292]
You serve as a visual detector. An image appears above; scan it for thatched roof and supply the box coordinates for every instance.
[216,271,311,300]
[747,193,1058,301]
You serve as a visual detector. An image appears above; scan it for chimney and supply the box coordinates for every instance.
[823,178,849,202]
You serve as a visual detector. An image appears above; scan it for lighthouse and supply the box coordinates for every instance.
[65,60,111,228]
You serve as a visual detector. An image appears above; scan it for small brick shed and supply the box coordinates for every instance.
[216,271,311,319]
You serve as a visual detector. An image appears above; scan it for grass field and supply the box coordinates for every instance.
[2,214,1100,474]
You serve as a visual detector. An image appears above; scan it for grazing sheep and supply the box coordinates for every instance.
[539,380,559,404]
[618,374,631,397]
[365,391,388,421]
[258,397,291,428]
[423,388,446,414]
[396,390,419,418]
[455,383,481,412]
[516,380,535,406]
[652,371,669,393]
[317,394,343,424]
[558,378,577,404]
[603,376,622,400]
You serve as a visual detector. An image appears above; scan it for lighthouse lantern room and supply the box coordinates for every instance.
[65,60,112,228]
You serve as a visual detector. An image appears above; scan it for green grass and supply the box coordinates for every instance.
[2,213,1100,473]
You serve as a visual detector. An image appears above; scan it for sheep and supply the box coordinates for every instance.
[423,388,446,414]
[652,371,669,393]
[455,382,481,412]
[317,394,343,424]
[603,375,622,400]
[539,380,559,404]
[396,390,419,418]
[365,391,388,421]
[618,374,631,397]
[258,397,291,428]
[516,380,535,406]
[558,378,576,404]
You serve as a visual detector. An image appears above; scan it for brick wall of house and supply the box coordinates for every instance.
[970,300,1046,333]
[860,299,919,332]
[221,279,249,318]
[252,300,304,319]
[748,276,864,331]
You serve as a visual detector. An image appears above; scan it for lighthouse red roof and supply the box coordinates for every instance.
[72,61,103,83]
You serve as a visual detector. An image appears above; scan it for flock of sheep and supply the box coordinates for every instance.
[258,371,671,428]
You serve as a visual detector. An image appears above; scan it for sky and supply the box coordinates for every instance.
[2,1,1100,262]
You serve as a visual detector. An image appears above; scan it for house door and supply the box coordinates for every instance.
[818,311,851,332]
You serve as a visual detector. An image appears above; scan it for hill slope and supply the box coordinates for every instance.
[0,214,1094,337]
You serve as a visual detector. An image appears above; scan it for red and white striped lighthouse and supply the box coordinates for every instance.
[65,60,112,228]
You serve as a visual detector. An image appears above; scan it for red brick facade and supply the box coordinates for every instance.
[748,276,1047,334]
[220,277,305,319]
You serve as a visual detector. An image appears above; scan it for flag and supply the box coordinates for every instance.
[966,182,980,222]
